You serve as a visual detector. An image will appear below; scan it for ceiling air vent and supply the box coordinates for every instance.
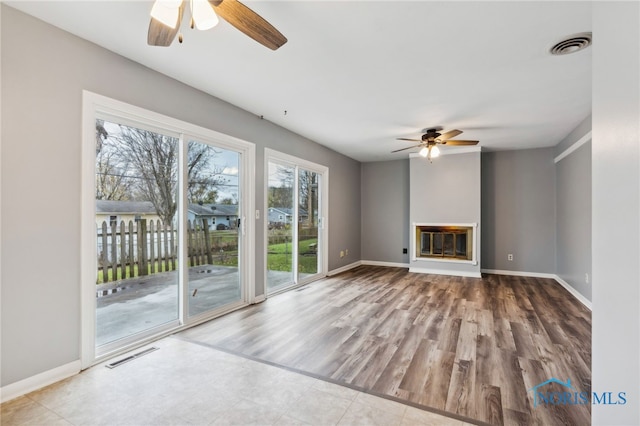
[550,32,592,55]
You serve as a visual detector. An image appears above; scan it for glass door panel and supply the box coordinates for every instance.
[298,169,319,280]
[266,162,295,292]
[86,95,256,366]
[186,140,242,317]
[267,159,324,295]
[95,119,179,349]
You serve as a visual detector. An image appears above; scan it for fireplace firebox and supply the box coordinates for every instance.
[414,224,474,261]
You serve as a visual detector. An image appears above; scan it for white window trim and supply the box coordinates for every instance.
[81,91,255,368]
[264,148,329,295]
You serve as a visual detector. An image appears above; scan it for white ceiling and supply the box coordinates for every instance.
[7,1,592,162]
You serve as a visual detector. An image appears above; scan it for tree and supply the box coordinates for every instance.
[106,125,178,223]
[186,145,228,205]
[299,171,318,226]
[95,145,133,201]
[193,189,219,205]
[267,165,318,225]
[95,119,108,155]
[268,186,293,208]
[268,164,294,208]
[219,194,238,205]
[99,123,225,224]
[95,120,132,201]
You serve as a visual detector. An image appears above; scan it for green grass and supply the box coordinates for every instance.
[97,237,318,284]
[267,238,318,273]
[205,237,317,273]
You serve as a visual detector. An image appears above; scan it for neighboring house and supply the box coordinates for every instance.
[268,207,292,227]
[96,200,239,230]
[267,207,309,228]
[188,204,238,230]
[96,200,161,228]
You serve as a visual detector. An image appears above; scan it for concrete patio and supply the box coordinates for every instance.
[95,266,297,347]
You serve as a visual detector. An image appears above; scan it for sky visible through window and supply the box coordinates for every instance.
[98,120,239,206]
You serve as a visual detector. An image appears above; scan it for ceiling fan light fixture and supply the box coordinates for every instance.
[148,0,287,49]
[419,147,429,158]
[150,0,182,28]
[431,145,440,158]
[191,0,219,31]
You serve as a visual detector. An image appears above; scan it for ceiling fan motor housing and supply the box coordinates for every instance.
[422,129,440,142]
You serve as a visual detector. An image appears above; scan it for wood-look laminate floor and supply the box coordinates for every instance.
[179,266,592,426]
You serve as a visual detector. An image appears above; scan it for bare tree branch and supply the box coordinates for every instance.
[95,122,228,223]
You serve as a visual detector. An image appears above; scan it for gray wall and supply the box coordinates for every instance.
[361,159,410,264]
[556,139,591,301]
[410,152,481,275]
[326,154,362,267]
[555,114,592,155]
[592,2,640,423]
[481,148,556,273]
[0,6,361,387]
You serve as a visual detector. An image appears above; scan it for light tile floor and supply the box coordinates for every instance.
[1,337,475,425]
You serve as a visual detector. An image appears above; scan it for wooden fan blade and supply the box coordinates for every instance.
[392,145,422,153]
[436,129,462,142]
[147,3,184,46]
[441,140,479,146]
[396,138,422,142]
[211,0,287,50]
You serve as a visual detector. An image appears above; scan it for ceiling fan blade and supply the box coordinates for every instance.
[211,0,287,50]
[440,140,479,146]
[435,129,463,142]
[147,3,184,46]
[396,138,422,142]
[391,145,422,153]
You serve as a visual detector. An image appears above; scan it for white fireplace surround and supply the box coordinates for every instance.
[411,222,478,266]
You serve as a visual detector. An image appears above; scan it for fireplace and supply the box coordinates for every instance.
[413,223,477,263]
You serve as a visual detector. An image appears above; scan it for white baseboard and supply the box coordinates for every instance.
[327,261,362,276]
[481,269,592,310]
[357,262,494,278]
[409,267,482,278]
[481,269,556,279]
[553,275,592,310]
[0,360,81,403]
[361,260,410,268]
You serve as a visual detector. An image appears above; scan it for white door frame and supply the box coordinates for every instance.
[264,148,329,294]
[81,91,254,368]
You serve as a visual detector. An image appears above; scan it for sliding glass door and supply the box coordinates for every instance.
[297,168,320,281]
[83,92,254,365]
[266,150,327,294]
[186,140,242,318]
[266,162,295,290]
[94,120,180,349]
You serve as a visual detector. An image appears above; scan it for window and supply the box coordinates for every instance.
[82,91,255,367]
[265,149,328,295]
